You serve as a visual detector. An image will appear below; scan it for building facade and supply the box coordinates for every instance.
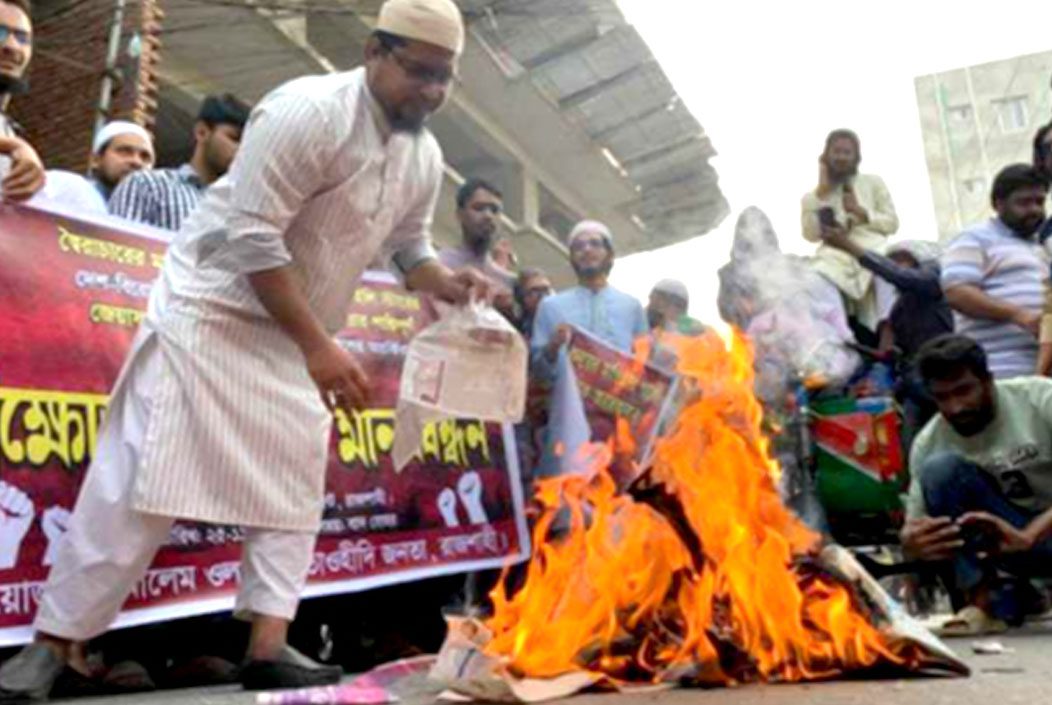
[10,0,727,287]
[11,0,163,172]
[915,50,1052,241]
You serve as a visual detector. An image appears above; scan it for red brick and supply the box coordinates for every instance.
[9,0,163,172]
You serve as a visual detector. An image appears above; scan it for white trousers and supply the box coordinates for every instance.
[34,335,315,642]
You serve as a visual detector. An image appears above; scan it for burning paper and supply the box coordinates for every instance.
[433,332,967,701]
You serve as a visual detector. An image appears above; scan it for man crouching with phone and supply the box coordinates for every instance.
[903,334,1052,635]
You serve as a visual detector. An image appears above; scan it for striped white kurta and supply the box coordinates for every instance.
[121,68,442,531]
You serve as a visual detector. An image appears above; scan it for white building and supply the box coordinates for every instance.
[915,50,1052,241]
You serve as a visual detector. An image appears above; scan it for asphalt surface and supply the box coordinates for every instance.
[57,624,1052,705]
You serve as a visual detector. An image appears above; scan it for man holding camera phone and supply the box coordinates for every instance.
[903,335,1052,634]
[802,129,900,343]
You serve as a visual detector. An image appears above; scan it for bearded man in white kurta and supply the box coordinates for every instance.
[801,129,900,337]
[0,0,488,698]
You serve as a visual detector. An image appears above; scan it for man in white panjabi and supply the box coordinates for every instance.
[801,129,900,339]
[0,0,490,698]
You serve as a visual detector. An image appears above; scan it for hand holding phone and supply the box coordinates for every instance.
[818,206,839,229]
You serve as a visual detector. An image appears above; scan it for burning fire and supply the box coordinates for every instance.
[486,332,921,685]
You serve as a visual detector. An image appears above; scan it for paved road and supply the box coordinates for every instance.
[61,624,1051,705]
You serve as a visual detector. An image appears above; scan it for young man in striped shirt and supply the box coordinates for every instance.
[941,164,1049,379]
[108,94,250,231]
[0,0,490,698]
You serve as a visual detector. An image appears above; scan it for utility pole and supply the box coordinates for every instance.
[95,0,127,136]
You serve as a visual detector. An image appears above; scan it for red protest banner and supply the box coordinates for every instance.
[566,329,676,466]
[0,203,529,645]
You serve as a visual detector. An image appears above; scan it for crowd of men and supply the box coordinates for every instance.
[0,0,706,699]
[784,124,1052,637]
[0,0,1051,698]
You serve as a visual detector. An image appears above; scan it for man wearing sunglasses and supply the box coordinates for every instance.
[531,220,648,380]
[0,0,45,202]
[0,0,492,698]
[515,267,554,341]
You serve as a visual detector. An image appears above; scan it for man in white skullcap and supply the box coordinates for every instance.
[645,278,709,372]
[29,122,155,217]
[647,279,707,336]
[88,120,154,200]
[0,0,490,697]
[531,219,648,380]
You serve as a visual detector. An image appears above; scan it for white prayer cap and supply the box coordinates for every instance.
[568,220,613,249]
[92,121,154,157]
[652,278,690,305]
[377,0,465,55]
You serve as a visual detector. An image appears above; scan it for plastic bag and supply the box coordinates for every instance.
[392,301,527,471]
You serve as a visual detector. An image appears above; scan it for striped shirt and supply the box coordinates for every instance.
[941,217,1049,378]
[128,68,442,530]
[108,163,205,231]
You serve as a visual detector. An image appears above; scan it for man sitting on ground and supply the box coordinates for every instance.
[902,334,1052,633]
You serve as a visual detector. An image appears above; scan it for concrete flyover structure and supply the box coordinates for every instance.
[153,0,728,285]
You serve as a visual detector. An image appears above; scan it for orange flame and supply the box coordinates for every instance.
[487,331,910,685]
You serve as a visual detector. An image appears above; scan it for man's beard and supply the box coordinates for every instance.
[205,151,228,179]
[390,115,425,134]
[572,261,612,279]
[828,163,858,182]
[946,404,995,437]
[96,170,120,191]
[646,307,664,329]
[0,72,29,97]
[387,104,429,134]
[466,228,493,256]
[1004,213,1045,238]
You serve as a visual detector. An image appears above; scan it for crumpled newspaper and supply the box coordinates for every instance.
[393,302,527,471]
[429,546,969,703]
[429,616,600,703]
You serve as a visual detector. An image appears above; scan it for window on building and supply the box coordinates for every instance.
[993,96,1029,133]
[947,104,972,123]
[962,177,987,197]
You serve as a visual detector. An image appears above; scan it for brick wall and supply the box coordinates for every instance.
[9,0,163,172]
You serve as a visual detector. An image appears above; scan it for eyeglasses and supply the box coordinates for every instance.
[387,49,456,87]
[571,238,607,252]
[0,25,31,47]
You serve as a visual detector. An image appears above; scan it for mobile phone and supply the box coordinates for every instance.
[818,207,838,228]
[960,521,1000,555]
